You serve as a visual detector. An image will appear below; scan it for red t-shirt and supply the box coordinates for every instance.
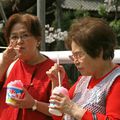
[0,58,69,120]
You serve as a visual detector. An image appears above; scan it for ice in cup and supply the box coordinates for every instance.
[49,86,69,116]
[6,80,23,105]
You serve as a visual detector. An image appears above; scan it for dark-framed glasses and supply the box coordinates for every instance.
[9,33,31,41]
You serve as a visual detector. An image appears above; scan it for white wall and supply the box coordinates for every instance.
[0,50,120,64]
[38,50,120,64]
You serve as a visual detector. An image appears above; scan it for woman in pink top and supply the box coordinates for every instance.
[47,17,120,120]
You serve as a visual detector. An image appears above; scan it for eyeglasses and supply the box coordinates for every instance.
[69,51,85,61]
[9,33,31,41]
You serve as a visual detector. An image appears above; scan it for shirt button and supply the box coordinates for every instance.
[30,83,33,86]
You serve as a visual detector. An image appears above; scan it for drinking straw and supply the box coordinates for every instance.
[0,46,18,50]
[57,55,61,87]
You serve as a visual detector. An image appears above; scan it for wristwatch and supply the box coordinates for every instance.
[32,99,37,111]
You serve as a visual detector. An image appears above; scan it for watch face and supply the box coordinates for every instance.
[32,100,37,111]
[32,105,37,110]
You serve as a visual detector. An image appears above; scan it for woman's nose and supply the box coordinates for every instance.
[17,37,24,43]
[74,59,79,64]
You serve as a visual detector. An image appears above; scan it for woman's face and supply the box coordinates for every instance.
[9,23,39,61]
[71,41,103,76]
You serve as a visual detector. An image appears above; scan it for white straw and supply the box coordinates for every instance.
[57,55,61,87]
[0,46,8,49]
[0,46,18,50]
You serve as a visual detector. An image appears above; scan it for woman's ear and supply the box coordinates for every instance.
[37,42,40,47]
[36,36,41,48]
[99,49,103,58]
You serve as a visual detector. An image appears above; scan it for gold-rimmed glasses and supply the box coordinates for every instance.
[69,51,85,61]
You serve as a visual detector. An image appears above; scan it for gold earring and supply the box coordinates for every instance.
[37,42,40,47]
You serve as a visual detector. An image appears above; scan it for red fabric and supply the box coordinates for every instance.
[0,58,69,120]
[69,66,120,120]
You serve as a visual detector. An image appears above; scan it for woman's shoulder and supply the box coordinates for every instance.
[40,56,55,66]
[109,75,120,94]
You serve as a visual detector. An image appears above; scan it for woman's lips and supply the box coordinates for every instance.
[16,47,25,52]
[77,67,83,71]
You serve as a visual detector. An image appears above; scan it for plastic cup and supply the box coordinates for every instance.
[49,86,69,116]
[6,80,23,105]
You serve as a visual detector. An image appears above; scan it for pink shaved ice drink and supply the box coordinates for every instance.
[49,86,69,116]
[6,80,23,105]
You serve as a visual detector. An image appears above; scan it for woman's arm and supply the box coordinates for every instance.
[35,100,51,116]
[0,47,18,82]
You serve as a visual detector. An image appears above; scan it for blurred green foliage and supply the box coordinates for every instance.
[0,2,120,84]
[98,4,108,17]
[109,20,120,48]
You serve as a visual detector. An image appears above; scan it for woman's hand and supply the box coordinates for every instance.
[49,92,73,114]
[10,87,35,109]
[2,41,18,65]
[49,93,86,120]
[46,63,66,89]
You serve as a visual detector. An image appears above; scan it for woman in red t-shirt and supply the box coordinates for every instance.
[47,17,120,120]
[0,13,69,120]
